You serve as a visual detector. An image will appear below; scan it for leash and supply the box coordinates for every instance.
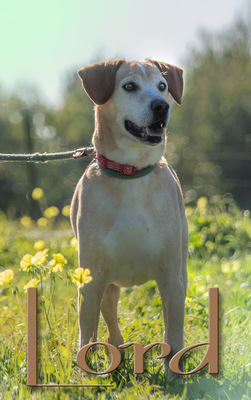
[0,146,157,179]
[0,147,95,162]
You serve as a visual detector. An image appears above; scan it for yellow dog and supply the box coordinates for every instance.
[71,59,188,377]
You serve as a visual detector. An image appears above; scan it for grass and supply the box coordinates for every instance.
[0,196,250,399]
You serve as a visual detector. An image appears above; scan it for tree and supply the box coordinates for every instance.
[0,73,94,217]
[168,13,251,209]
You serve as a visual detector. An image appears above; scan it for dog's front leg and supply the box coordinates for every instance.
[156,266,186,379]
[78,273,106,347]
[101,284,124,347]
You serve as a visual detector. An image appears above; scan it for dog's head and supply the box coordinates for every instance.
[78,59,183,167]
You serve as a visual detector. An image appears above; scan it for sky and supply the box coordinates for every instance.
[0,0,248,106]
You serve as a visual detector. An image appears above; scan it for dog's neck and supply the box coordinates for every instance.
[95,152,157,179]
[92,128,166,170]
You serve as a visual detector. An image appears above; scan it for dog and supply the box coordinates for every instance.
[70,59,188,376]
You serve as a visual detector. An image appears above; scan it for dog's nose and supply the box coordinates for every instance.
[151,100,169,116]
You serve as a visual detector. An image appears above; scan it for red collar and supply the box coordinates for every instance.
[96,152,141,176]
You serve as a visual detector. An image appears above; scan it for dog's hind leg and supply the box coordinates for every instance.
[101,284,124,347]
[156,265,186,379]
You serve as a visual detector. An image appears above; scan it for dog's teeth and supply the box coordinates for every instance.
[140,129,147,138]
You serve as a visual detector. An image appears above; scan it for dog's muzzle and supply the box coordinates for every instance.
[125,99,169,146]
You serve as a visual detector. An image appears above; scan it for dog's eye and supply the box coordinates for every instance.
[158,82,166,91]
[123,82,136,92]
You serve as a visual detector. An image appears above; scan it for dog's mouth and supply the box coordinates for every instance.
[125,120,165,145]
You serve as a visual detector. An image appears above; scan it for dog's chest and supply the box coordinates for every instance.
[102,184,166,284]
[79,171,180,286]
[104,193,163,258]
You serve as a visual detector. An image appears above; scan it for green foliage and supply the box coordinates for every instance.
[187,196,251,260]
[0,197,250,399]
[167,15,251,209]
[0,76,94,218]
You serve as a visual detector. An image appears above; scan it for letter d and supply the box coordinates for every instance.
[169,287,219,375]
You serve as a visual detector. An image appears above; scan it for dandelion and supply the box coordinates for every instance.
[20,216,33,227]
[50,253,67,273]
[43,206,59,219]
[32,187,44,200]
[0,269,14,285]
[23,278,40,293]
[72,268,92,288]
[34,240,45,250]
[62,205,71,217]
[20,254,33,271]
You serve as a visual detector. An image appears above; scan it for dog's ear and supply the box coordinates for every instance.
[148,60,183,105]
[78,59,125,105]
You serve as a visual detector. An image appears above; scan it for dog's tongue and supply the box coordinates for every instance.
[146,127,164,137]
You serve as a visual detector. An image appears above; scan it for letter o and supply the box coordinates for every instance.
[76,342,121,374]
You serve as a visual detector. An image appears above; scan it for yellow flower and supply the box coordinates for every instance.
[20,254,33,271]
[185,296,193,305]
[20,216,33,227]
[221,262,231,274]
[24,278,40,293]
[32,187,44,200]
[70,237,78,250]
[31,249,48,266]
[185,207,193,217]
[49,253,67,272]
[43,206,59,219]
[232,260,241,272]
[197,196,208,208]
[62,205,71,217]
[0,269,14,285]
[51,263,63,273]
[72,268,92,287]
[34,240,45,250]
[37,217,48,227]
[53,253,67,264]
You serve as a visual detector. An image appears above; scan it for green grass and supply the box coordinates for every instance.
[0,196,250,399]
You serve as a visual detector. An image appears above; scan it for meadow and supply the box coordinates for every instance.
[0,195,250,400]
